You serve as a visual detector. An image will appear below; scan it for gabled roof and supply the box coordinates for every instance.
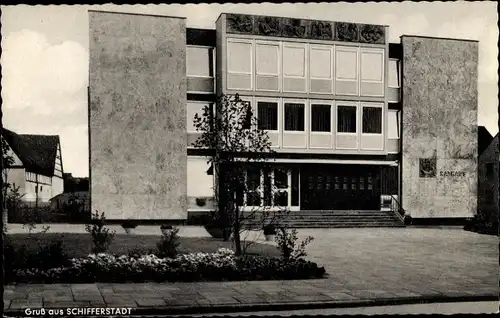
[478,126,494,156]
[2,128,60,177]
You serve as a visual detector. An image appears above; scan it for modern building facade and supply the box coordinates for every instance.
[89,11,479,225]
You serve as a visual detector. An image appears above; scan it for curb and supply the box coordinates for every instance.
[4,294,497,316]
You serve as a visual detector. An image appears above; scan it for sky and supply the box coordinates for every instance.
[1,2,498,178]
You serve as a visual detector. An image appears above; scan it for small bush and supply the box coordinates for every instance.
[121,219,138,229]
[85,211,115,253]
[156,227,180,258]
[263,224,276,235]
[275,227,314,260]
[160,224,173,230]
[4,238,70,275]
[6,248,326,284]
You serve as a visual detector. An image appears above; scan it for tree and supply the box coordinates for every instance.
[2,135,14,228]
[192,94,289,256]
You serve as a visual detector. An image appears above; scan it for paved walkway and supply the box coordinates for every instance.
[4,228,498,314]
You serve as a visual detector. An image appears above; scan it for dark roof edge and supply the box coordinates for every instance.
[88,9,186,20]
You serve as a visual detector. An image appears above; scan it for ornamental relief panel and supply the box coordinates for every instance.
[335,22,359,42]
[225,14,385,44]
[226,14,254,34]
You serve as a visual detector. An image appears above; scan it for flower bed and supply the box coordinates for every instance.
[7,248,326,284]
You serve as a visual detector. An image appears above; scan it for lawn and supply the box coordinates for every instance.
[5,233,281,258]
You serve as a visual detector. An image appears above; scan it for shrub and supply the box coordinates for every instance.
[85,211,115,254]
[6,248,326,284]
[121,219,138,229]
[4,238,70,275]
[275,227,314,260]
[263,224,276,235]
[156,226,180,258]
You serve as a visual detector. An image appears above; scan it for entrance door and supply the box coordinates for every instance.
[301,165,381,210]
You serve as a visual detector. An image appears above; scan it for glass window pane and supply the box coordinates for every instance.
[291,168,299,206]
[388,110,399,139]
[388,60,399,88]
[362,107,382,134]
[257,102,278,130]
[227,41,252,73]
[337,106,357,133]
[256,44,279,75]
[361,51,383,81]
[247,167,260,191]
[285,103,305,131]
[283,45,305,77]
[274,169,288,188]
[311,104,331,132]
[186,103,209,132]
[187,47,212,77]
[310,48,331,79]
[274,191,288,207]
[336,49,357,80]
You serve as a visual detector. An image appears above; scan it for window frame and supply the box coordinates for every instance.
[360,47,385,97]
[226,38,254,91]
[256,98,279,132]
[282,42,308,93]
[309,44,334,94]
[186,45,215,78]
[335,101,358,135]
[186,101,213,134]
[334,46,359,96]
[241,167,293,209]
[361,102,384,135]
[388,58,401,89]
[283,98,307,133]
[254,40,281,92]
[387,109,400,139]
[309,100,333,134]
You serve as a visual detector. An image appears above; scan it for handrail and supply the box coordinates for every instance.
[389,194,405,224]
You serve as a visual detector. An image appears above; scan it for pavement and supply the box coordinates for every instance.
[3,227,499,315]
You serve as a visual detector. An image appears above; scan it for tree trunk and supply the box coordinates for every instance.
[233,206,242,256]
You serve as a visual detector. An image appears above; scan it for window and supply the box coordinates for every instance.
[187,102,210,133]
[362,107,382,134]
[284,103,305,131]
[255,42,280,91]
[388,110,400,139]
[227,39,253,90]
[246,167,261,206]
[311,104,331,132]
[256,42,279,75]
[186,46,213,77]
[337,105,357,133]
[283,43,307,92]
[360,49,384,82]
[257,102,278,130]
[389,59,401,88]
[310,46,332,79]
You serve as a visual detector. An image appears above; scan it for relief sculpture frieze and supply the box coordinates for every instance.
[309,21,333,40]
[224,14,385,44]
[255,16,281,36]
[335,22,359,42]
[281,18,307,38]
[226,14,254,34]
[359,24,385,44]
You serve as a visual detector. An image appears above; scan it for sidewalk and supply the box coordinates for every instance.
[4,280,498,315]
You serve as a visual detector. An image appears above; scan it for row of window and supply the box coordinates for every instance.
[187,99,401,138]
[226,38,394,95]
[185,44,401,93]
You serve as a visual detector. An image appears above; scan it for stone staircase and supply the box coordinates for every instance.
[243,210,405,228]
